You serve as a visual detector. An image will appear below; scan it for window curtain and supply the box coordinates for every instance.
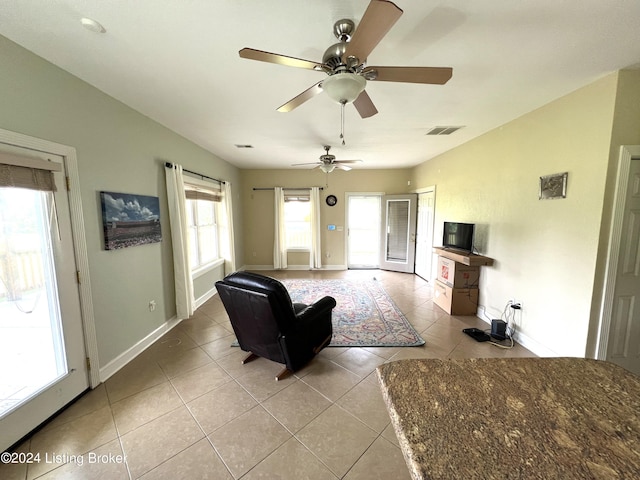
[273,186,287,269]
[309,186,322,269]
[165,163,195,319]
[220,181,236,275]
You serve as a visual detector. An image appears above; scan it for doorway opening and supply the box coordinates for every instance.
[346,194,381,269]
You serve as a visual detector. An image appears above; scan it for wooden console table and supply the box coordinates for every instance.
[432,247,494,266]
[377,358,640,479]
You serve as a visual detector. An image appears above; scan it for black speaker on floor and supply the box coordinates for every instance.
[491,320,507,340]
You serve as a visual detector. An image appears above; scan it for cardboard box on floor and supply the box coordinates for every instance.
[433,280,479,315]
[437,256,480,289]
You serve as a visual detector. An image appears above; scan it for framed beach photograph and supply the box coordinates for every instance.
[539,172,568,200]
[100,191,162,250]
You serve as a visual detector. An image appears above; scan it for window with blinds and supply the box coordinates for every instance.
[386,199,410,262]
[184,182,221,271]
[0,151,61,192]
[284,191,311,249]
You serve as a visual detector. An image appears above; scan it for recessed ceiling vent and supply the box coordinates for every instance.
[234,144,254,148]
[426,126,464,136]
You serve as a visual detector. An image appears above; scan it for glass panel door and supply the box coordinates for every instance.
[0,145,88,452]
[379,194,417,273]
[347,194,381,268]
[0,188,68,416]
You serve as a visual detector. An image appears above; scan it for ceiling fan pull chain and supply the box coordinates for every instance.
[340,101,346,145]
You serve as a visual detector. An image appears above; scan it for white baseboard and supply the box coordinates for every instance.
[98,315,181,382]
[476,306,558,357]
[511,330,558,358]
[195,285,218,309]
[242,264,347,271]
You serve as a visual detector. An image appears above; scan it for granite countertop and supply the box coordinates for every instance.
[377,357,640,479]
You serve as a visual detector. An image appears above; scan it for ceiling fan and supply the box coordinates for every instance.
[292,146,363,173]
[239,0,453,118]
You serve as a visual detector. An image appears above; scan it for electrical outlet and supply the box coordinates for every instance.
[510,299,522,310]
[149,300,156,312]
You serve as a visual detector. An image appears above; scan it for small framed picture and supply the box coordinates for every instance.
[539,172,568,200]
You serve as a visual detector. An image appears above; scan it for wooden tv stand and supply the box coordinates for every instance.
[433,247,494,267]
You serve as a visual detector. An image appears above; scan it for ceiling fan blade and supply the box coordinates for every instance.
[335,160,363,164]
[353,90,378,118]
[344,0,403,63]
[277,81,323,113]
[239,48,322,70]
[364,66,453,84]
[291,162,322,166]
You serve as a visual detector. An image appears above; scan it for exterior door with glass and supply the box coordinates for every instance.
[0,144,89,452]
[347,194,382,269]
[379,194,417,273]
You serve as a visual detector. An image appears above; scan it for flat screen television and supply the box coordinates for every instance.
[443,222,475,252]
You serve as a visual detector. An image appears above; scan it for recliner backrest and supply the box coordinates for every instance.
[215,272,298,363]
[219,272,297,331]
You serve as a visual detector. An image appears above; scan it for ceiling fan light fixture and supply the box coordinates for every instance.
[319,164,336,173]
[322,73,366,104]
[80,17,106,33]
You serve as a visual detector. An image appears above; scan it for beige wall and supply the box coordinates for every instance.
[411,73,620,357]
[586,69,640,356]
[241,168,411,268]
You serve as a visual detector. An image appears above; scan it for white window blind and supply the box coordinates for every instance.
[0,152,61,192]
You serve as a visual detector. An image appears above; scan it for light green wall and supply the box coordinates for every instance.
[0,36,243,367]
[411,72,620,357]
[241,168,411,268]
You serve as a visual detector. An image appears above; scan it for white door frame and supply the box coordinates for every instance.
[596,145,640,360]
[0,128,99,387]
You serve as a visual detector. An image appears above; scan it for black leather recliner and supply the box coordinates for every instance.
[215,271,336,380]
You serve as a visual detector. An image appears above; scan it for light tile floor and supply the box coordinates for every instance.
[1,270,535,479]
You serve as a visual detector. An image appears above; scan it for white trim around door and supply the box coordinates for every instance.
[596,145,640,363]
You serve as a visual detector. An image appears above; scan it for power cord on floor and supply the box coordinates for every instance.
[482,300,521,349]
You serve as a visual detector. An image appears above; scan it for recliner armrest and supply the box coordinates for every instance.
[295,296,337,322]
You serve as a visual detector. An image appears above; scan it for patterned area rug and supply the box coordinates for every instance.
[282,278,425,347]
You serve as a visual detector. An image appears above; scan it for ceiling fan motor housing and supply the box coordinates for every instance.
[323,19,360,71]
[323,42,347,70]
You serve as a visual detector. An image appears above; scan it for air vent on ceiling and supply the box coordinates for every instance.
[234,144,254,148]
[425,126,464,136]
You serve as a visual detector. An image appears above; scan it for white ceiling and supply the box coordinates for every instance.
[1,0,640,170]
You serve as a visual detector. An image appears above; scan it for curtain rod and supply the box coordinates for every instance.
[164,162,225,184]
[252,187,323,191]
